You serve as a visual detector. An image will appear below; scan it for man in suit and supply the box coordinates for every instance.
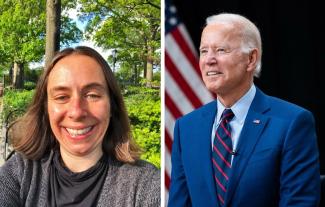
[167,13,320,207]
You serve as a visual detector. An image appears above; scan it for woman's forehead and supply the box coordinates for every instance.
[47,54,108,90]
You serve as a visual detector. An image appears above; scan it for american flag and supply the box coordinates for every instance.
[165,0,214,201]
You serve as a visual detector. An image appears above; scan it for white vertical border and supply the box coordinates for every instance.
[160,0,166,206]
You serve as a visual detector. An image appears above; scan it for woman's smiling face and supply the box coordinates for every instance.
[47,54,110,158]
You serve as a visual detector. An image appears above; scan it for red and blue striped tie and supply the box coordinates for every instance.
[212,109,234,206]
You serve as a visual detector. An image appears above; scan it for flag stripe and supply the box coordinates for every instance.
[166,52,203,108]
[170,28,201,75]
[165,2,214,199]
[165,71,195,115]
[165,170,171,190]
[165,149,172,185]
[165,129,173,153]
[165,92,183,119]
[166,33,214,104]
[165,108,176,137]
[178,24,198,58]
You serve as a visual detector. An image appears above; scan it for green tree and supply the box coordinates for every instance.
[0,0,46,88]
[124,86,160,168]
[0,0,82,88]
[78,0,160,85]
[45,0,61,68]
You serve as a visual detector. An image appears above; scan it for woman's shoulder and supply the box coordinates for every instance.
[0,150,54,176]
[106,158,160,191]
[110,159,160,180]
[0,153,27,177]
[0,152,52,205]
[0,152,29,174]
[100,159,160,206]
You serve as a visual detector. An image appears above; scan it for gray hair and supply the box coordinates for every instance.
[205,13,262,77]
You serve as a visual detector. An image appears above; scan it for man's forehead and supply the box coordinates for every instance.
[200,25,241,46]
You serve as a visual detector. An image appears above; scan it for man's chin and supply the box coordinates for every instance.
[206,85,220,94]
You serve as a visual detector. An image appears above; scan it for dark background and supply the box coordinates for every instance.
[173,0,325,174]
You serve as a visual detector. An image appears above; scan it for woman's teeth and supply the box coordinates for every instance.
[66,127,92,137]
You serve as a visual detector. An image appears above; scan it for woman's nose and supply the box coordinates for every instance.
[67,97,87,120]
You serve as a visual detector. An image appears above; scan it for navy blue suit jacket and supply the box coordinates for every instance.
[168,88,320,207]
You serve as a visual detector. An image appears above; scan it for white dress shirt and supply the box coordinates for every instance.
[211,84,256,162]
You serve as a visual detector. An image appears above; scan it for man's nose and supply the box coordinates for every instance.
[67,97,87,120]
[205,49,218,65]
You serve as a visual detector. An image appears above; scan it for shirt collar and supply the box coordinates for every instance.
[216,84,256,124]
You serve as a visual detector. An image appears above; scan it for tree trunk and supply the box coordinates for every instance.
[45,0,61,68]
[9,64,13,84]
[146,47,153,87]
[133,64,138,85]
[143,60,147,80]
[12,62,24,89]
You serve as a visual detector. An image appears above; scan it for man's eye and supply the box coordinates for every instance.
[216,48,226,54]
[199,49,208,55]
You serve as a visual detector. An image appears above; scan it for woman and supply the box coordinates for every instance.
[0,46,160,206]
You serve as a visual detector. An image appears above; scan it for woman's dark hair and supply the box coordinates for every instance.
[13,46,140,162]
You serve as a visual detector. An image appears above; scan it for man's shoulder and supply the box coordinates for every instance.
[257,89,313,120]
[266,94,310,115]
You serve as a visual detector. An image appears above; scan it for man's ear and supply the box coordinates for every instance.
[247,48,258,72]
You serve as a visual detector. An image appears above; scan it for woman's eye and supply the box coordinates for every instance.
[54,95,69,103]
[86,93,101,101]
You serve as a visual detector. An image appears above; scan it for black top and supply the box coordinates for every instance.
[47,151,108,207]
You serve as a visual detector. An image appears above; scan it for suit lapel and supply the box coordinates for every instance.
[195,101,220,206]
[224,88,270,206]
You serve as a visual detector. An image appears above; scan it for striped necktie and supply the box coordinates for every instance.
[212,108,234,206]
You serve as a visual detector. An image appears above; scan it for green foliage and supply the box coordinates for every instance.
[24,67,43,83]
[24,81,36,90]
[60,15,83,47]
[153,70,160,82]
[78,0,160,81]
[115,62,140,85]
[0,1,82,70]
[0,62,11,77]
[124,86,161,168]
[2,89,34,122]
[0,0,46,64]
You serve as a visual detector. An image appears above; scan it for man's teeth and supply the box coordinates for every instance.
[207,71,221,76]
[66,127,92,137]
